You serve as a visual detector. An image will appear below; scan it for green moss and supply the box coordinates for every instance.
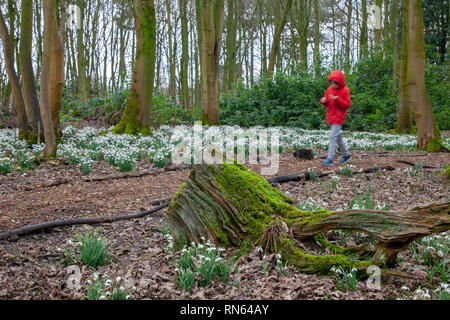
[279,238,372,275]
[208,163,334,244]
[112,90,152,136]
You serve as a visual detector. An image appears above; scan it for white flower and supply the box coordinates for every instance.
[116,277,122,283]
[437,250,443,257]
[66,240,73,245]
[125,295,132,300]
[105,280,112,287]
[351,267,358,272]
[422,293,430,299]
[347,273,353,278]
[86,280,92,285]
[263,255,267,260]
[401,286,410,291]
[93,273,99,281]
[56,247,63,252]
[201,236,206,241]
[99,295,106,300]
[275,254,282,259]
[105,291,111,296]
[119,286,125,291]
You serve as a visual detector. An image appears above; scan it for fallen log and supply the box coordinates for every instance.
[0,202,170,240]
[266,166,395,184]
[164,163,449,274]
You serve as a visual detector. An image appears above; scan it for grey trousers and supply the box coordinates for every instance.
[327,125,350,160]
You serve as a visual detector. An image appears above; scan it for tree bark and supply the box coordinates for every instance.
[268,0,293,75]
[49,0,65,139]
[112,0,156,135]
[19,0,42,140]
[199,0,225,125]
[0,8,32,141]
[40,0,57,157]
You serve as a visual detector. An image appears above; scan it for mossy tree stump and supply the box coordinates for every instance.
[164,163,450,274]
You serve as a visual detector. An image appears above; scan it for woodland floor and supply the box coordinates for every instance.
[0,140,449,299]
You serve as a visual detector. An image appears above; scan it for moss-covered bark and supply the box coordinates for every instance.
[164,163,450,274]
[112,0,156,136]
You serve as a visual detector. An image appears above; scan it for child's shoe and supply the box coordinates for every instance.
[338,155,351,164]
[322,158,333,165]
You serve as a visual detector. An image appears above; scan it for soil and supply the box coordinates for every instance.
[0,147,449,300]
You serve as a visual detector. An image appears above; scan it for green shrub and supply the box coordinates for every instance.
[64,230,111,268]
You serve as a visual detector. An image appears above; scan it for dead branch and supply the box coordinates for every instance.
[0,202,170,240]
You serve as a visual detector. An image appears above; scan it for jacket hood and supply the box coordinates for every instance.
[328,70,346,89]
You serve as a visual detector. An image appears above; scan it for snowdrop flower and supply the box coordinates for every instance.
[76,242,82,247]
[56,247,63,252]
[330,267,336,272]
[86,280,92,285]
[437,250,443,257]
[105,291,111,296]
[351,267,358,272]
[262,255,267,260]
[99,295,106,300]
[401,286,410,291]
[422,293,430,299]
[105,280,112,287]
[275,254,282,259]
[218,248,226,252]
[258,247,263,253]
[119,286,125,291]
[66,240,73,246]
[125,295,132,300]
[201,236,206,241]
[116,277,122,283]
[93,273,99,281]
[197,244,204,249]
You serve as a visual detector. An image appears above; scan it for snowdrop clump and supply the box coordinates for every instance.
[1,126,449,175]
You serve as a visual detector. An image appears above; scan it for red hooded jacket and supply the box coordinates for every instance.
[320,70,351,125]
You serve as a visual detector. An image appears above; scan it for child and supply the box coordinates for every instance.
[319,70,351,165]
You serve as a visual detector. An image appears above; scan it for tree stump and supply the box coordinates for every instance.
[164,163,450,274]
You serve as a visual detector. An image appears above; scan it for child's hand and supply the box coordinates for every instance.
[320,97,327,104]
[330,95,338,101]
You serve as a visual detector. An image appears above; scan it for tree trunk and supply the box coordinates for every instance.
[76,0,89,102]
[40,0,57,157]
[295,0,311,71]
[398,0,447,152]
[360,0,368,59]
[19,0,42,141]
[0,8,32,140]
[374,0,383,47]
[345,0,352,71]
[112,0,156,135]
[407,0,446,152]
[313,0,320,74]
[165,164,450,273]
[268,0,293,75]
[199,0,225,125]
[164,0,176,100]
[49,0,65,139]
[179,0,190,108]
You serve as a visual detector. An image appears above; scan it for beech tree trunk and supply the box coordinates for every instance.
[199,0,225,125]
[40,0,57,157]
[19,0,42,140]
[398,0,447,152]
[0,8,32,141]
[112,0,156,135]
[165,164,450,273]
[268,0,293,75]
